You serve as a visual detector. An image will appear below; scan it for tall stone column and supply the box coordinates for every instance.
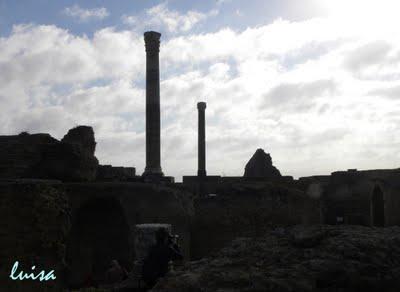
[197,102,207,177]
[143,31,163,177]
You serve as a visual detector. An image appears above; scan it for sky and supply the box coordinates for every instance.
[1,0,400,181]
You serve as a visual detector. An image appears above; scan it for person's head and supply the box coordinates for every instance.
[155,227,170,244]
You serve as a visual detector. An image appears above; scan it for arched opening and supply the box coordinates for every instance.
[66,197,131,288]
[371,186,385,227]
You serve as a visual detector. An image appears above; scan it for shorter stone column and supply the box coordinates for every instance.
[197,102,207,177]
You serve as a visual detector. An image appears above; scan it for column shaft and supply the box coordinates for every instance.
[144,31,163,176]
[197,102,207,177]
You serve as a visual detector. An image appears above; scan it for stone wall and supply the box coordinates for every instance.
[384,182,400,226]
[0,180,71,291]
[0,126,99,182]
[0,133,58,179]
[0,180,195,290]
[301,169,400,227]
[182,175,294,197]
[96,164,137,181]
[191,182,320,259]
[34,126,99,182]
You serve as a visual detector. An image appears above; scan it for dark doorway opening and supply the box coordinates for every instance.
[66,197,131,288]
[371,186,385,227]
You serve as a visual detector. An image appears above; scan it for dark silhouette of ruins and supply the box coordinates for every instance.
[244,148,281,178]
[1,30,400,290]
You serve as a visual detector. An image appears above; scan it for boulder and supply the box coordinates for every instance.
[244,148,281,178]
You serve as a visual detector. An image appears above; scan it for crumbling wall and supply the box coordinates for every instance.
[34,126,99,181]
[0,126,99,182]
[301,169,400,227]
[0,133,58,178]
[0,181,71,291]
[96,164,136,181]
[191,182,320,259]
[321,181,373,225]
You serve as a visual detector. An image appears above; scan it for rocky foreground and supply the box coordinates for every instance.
[152,225,400,292]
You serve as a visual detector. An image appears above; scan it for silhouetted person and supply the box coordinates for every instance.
[105,259,128,285]
[142,227,183,288]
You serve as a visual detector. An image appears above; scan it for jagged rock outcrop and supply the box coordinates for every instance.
[0,126,99,181]
[153,225,400,292]
[244,148,281,178]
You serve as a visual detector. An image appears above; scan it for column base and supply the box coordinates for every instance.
[143,166,164,177]
[197,170,207,177]
[142,167,171,183]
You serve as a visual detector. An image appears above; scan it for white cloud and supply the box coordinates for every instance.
[216,0,231,5]
[122,2,218,33]
[63,5,109,22]
[343,41,400,81]
[121,15,137,26]
[262,79,337,111]
[368,85,400,99]
[2,11,400,180]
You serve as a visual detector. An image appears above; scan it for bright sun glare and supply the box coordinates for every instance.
[320,0,399,18]
[317,0,400,37]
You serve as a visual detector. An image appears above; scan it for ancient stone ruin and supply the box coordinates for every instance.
[0,126,98,181]
[244,148,282,178]
[1,30,400,291]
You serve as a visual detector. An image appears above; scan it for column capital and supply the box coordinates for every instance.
[144,31,161,53]
[197,101,207,110]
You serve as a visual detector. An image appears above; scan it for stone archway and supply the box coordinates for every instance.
[66,197,131,287]
[371,185,385,227]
